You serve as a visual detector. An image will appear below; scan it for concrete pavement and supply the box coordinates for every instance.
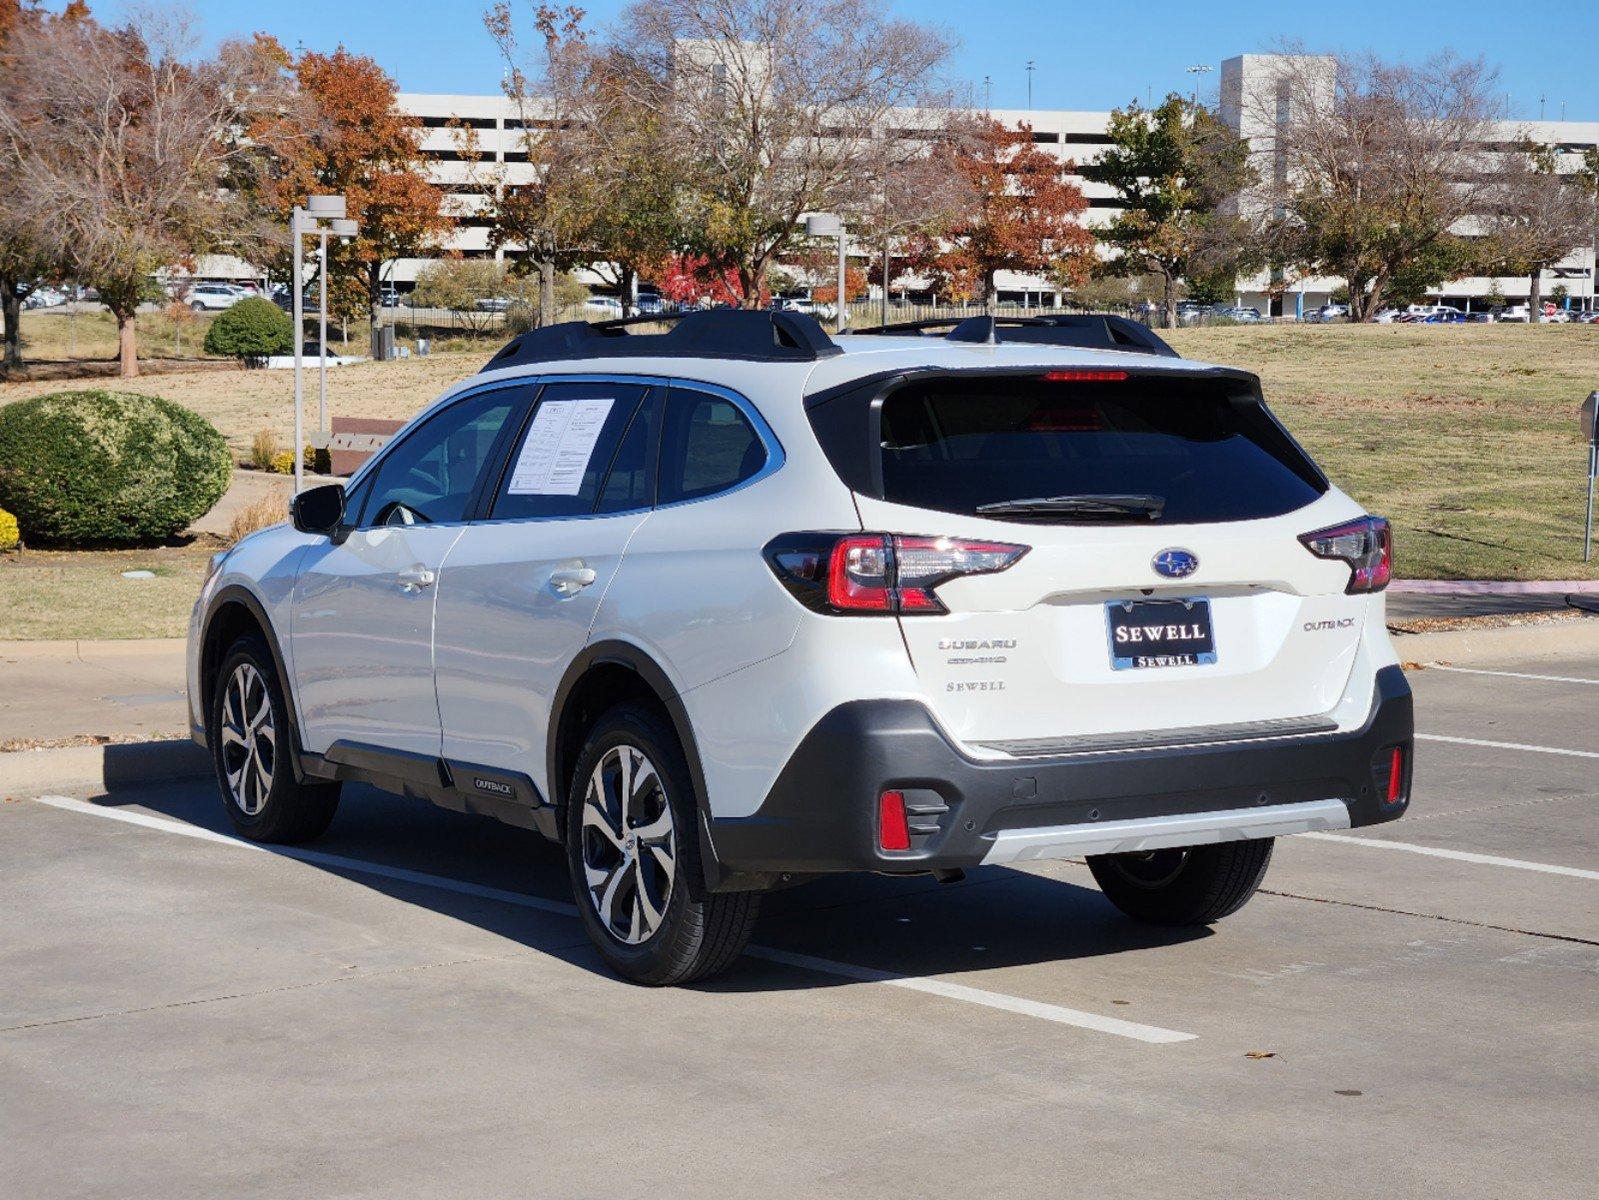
[0,639,187,749]
[2,644,1597,1198]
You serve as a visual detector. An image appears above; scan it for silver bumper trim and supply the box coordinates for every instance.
[979,799,1352,865]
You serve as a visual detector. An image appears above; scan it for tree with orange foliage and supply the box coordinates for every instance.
[1,7,286,376]
[923,121,1094,307]
[250,43,447,352]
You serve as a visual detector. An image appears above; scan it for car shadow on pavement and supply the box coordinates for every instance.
[87,779,1208,992]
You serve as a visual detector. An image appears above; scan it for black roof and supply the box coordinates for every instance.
[848,313,1180,358]
[480,309,843,373]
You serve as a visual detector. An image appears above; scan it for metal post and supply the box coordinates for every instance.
[291,207,304,495]
[318,230,329,441]
[836,226,847,332]
[1587,442,1597,563]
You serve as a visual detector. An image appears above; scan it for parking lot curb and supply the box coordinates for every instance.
[0,739,210,799]
[1391,617,1599,665]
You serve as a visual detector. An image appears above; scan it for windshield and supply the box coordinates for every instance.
[877,376,1326,525]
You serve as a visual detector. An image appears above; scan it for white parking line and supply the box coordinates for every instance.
[1429,665,1599,686]
[1416,733,1599,761]
[28,795,1196,1045]
[1301,831,1599,881]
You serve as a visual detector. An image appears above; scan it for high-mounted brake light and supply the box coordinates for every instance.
[1043,369,1128,382]
[765,533,1028,615]
[1299,516,1392,594]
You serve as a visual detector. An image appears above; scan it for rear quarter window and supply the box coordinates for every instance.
[876,375,1326,524]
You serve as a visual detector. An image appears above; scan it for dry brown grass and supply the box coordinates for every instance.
[3,320,1597,581]
[225,493,290,544]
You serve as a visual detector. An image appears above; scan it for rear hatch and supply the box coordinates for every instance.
[834,367,1374,751]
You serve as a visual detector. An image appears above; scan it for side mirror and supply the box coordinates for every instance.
[290,483,346,536]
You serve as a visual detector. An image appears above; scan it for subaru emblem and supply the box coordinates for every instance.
[1152,548,1198,579]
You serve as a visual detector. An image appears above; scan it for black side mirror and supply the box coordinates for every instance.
[291,483,346,536]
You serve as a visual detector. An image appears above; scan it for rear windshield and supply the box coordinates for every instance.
[877,376,1325,524]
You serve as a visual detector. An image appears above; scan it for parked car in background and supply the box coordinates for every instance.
[475,297,513,313]
[770,296,815,314]
[1216,306,1265,323]
[188,284,245,312]
[21,285,67,310]
[380,286,403,308]
[1306,304,1349,324]
[584,295,625,316]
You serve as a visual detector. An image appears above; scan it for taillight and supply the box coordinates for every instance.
[1299,516,1392,593]
[765,533,1028,615]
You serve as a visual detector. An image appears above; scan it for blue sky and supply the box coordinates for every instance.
[75,0,1598,122]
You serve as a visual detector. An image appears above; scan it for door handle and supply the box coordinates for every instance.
[549,566,597,596]
[397,566,436,593]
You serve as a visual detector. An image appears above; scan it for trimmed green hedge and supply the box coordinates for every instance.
[0,390,232,545]
[203,297,292,361]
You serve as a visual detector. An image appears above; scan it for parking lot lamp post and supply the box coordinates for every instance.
[314,218,360,456]
[805,213,847,331]
[291,195,347,493]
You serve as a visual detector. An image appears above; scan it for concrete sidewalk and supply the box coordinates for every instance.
[0,638,187,749]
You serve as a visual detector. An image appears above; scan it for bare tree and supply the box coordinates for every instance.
[619,0,956,306]
[0,9,281,376]
[1479,141,1595,317]
[1250,51,1503,322]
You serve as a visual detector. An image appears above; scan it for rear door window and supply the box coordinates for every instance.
[877,375,1325,524]
[657,389,766,504]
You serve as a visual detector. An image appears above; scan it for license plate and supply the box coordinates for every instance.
[1106,598,1216,670]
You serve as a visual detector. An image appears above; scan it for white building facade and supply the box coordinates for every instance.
[391,52,1599,314]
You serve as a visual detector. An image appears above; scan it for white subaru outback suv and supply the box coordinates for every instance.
[188,310,1412,985]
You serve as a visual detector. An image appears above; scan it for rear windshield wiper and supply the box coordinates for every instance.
[974,493,1166,520]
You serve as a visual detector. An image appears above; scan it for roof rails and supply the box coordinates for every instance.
[480,309,843,373]
[848,313,1180,358]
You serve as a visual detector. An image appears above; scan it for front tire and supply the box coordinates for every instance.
[1088,838,1273,925]
[565,703,759,985]
[210,636,340,844]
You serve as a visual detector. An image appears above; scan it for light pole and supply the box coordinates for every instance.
[290,195,355,493]
[1185,63,1212,109]
[805,213,847,331]
[1025,60,1035,110]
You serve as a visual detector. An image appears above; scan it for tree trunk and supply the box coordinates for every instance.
[881,232,891,328]
[0,276,21,371]
[1160,270,1176,330]
[739,262,762,309]
[1528,267,1543,321]
[538,255,554,327]
[620,264,636,317]
[984,270,998,313]
[116,310,138,378]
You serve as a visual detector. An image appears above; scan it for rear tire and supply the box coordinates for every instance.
[210,636,340,844]
[1088,838,1273,925]
[565,702,759,986]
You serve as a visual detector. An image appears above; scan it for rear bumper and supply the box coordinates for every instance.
[705,665,1411,882]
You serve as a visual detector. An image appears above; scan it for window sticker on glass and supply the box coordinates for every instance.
[508,398,616,495]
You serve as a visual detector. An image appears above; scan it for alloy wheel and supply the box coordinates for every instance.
[580,744,676,945]
[220,662,275,816]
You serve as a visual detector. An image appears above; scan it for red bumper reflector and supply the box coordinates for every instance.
[1386,746,1405,804]
[878,790,910,851]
